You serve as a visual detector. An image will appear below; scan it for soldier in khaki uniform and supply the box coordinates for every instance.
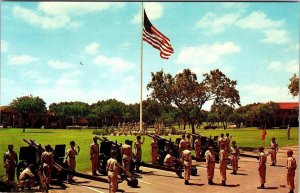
[205,146,215,185]
[107,151,120,193]
[134,136,144,172]
[182,144,192,185]
[18,164,37,190]
[3,144,18,184]
[269,137,278,166]
[225,133,232,153]
[218,133,226,150]
[90,136,100,176]
[230,141,240,175]
[41,144,54,188]
[286,150,297,193]
[257,146,267,189]
[194,136,201,159]
[64,141,80,183]
[121,140,132,173]
[219,143,228,186]
[179,134,189,155]
[150,136,158,164]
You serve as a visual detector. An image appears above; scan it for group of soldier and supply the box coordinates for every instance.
[3,132,297,193]
[117,121,149,134]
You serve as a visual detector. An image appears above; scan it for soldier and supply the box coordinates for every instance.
[286,150,297,193]
[121,140,132,173]
[186,134,191,148]
[230,141,240,175]
[219,143,227,186]
[150,136,158,164]
[287,125,291,140]
[225,133,232,153]
[90,136,100,176]
[164,150,175,168]
[64,141,80,183]
[194,136,202,159]
[107,151,120,193]
[205,146,215,185]
[179,134,188,154]
[41,144,54,188]
[269,137,278,166]
[134,136,144,172]
[218,133,226,150]
[257,146,267,189]
[18,164,37,190]
[182,144,192,185]
[3,144,18,184]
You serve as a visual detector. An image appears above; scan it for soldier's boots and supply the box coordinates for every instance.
[257,184,265,189]
[208,180,215,185]
[230,171,237,175]
[184,180,190,185]
[289,190,294,193]
[221,180,226,186]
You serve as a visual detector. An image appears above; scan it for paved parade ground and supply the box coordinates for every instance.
[49,146,298,193]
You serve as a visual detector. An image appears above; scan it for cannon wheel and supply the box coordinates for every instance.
[191,166,197,176]
[16,161,27,180]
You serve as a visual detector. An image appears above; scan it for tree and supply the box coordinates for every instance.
[10,95,46,131]
[211,102,234,129]
[288,74,299,97]
[147,68,240,134]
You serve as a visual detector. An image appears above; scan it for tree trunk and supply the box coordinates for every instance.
[183,119,186,130]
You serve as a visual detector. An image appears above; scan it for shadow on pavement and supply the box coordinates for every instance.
[81,184,109,190]
[264,187,279,189]
[189,183,205,186]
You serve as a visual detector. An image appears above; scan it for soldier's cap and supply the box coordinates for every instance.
[45,144,52,150]
[93,136,98,140]
[8,144,13,148]
[287,150,293,155]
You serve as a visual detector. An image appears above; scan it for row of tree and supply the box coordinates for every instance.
[7,69,298,132]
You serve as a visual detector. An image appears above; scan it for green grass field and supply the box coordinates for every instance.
[0,127,298,179]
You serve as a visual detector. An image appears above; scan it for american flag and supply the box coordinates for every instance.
[143,10,174,59]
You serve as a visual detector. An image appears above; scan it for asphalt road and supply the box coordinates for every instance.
[49,146,298,193]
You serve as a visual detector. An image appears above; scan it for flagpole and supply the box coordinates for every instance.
[140,2,144,133]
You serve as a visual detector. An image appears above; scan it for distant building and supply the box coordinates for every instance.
[275,102,299,127]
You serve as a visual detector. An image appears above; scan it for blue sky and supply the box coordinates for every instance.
[1,2,299,109]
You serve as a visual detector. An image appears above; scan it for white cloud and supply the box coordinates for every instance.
[240,84,296,105]
[285,44,299,52]
[22,70,50,85]
[267,60,298,73]
[285,60,299,73]
[236,11,284,30]
[267,61,282,71]
[93,55,134,73]
[196,12,240,34]
[38,2,125,16]
[1,40,8,52]
[13,6,82,30]
[8,54,38,65]
[261,29,291,44]
[13,3,124,30]
[85,42,100,55]
[132,2,163,23]
[48,60,76,69]
[175,42,240,65]
[61,70,83,78]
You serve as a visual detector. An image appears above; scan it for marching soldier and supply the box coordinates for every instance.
[18,164,37,190]
[107,151,120,193]
[150,136,158,164]
[257,146,267,189]
[121,140,132,173]
[64,141,80,183]
[286,150,297,193]
[219,143,227,186]
[230,141,240,175]
[3,144,18,184]
[194,136,201,159]
[182,144,192,185]
[41,144,54,188]
[134,136,144,172]
[90,136,100,176]
[269,137,278,166]
[205,146,215,185]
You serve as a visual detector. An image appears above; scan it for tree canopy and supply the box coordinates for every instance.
[288,74,299,97]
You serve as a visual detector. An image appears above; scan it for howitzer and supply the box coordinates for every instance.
[23,139,138,187]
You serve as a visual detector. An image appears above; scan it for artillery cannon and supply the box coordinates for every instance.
[95,136,138,187]
[21,138,138,189]
[145,134,197,177]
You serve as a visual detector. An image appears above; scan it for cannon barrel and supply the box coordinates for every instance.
[239,153,259,160]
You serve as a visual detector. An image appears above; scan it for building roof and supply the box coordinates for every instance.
[276,102,299,110]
